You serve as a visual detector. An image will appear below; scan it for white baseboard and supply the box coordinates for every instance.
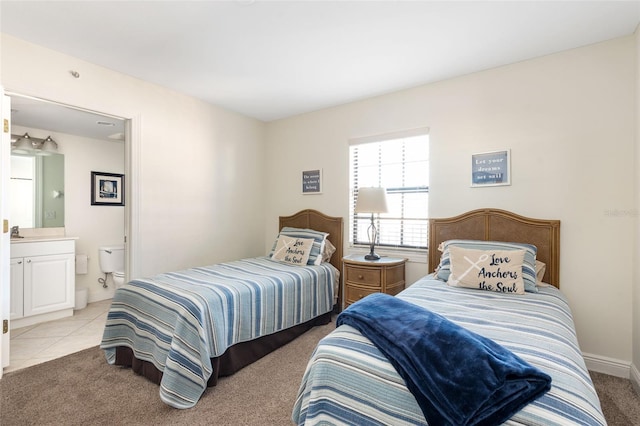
[583,352,630,378]
[631,363,640,394]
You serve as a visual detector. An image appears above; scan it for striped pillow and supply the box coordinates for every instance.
[269,227,328,265]
[436,239,538,293]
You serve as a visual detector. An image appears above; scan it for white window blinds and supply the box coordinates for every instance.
[349,128,429,251]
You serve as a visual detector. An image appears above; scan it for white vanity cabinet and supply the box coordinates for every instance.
[10,238,76,328]
[10,257,25,319]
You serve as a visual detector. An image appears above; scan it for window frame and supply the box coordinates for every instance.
[348,127,429,261]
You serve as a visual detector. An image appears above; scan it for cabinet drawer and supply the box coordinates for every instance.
[345,285,379,303]
[345,266,381,287]
[386,264,405,286]
[11,239,75,258]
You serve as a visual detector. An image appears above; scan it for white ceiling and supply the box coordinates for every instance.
[9,95,125,142]
[1,1,639,137]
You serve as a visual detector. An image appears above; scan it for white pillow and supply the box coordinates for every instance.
[322,239,337,263]
[535,260,547,283]
[271,235,314,266]
[447,246,526,295]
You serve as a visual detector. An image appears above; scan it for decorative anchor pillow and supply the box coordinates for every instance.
[436,239,538,293]
[269,227,329,265]
[271,235,314,266]
[447,246,526,295]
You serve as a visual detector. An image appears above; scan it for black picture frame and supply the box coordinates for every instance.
[91,171,125,206]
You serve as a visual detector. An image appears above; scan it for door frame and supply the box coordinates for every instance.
[0,91,140,373]
[1,90,11,376]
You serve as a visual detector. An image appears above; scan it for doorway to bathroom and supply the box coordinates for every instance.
[4,93,132,370]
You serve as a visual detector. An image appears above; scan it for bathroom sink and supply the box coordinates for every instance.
[10,235,78,243]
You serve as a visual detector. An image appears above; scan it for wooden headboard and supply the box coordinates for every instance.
[279,209,344,309]
[279,209,344,274]
[428,209,560,288]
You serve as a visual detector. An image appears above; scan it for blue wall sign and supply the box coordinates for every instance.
[471,150,511,187]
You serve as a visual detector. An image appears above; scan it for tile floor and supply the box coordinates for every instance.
[5,299,111,373]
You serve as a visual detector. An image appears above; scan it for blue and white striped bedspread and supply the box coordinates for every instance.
[100,257,337,409]
[293,277,606,425]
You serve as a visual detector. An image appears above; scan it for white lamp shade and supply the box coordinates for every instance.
[40,136,58,154]
[355,187,388,213]
[13,135,34,153]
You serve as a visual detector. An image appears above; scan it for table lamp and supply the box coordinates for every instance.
[355,187,389,260]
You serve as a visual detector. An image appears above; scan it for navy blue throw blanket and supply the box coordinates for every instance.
[337,293,551,426]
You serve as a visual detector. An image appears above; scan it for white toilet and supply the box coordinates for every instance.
[99,245,125,288]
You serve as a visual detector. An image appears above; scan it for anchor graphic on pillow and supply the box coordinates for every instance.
[273,237,296,258]
[449,253,488,286]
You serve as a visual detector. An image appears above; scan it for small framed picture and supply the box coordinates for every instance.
[302,169,322,195]
[91,171,125,206]
[471,150,511,187]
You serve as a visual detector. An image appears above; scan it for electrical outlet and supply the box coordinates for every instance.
[45,210,56,220]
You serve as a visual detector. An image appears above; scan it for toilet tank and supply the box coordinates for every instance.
[98,245,125,273]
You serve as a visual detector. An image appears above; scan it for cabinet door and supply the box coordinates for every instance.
[23,253,75,317]
[10,258,24,319]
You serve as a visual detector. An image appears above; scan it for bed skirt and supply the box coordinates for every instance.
[114,311,333,387]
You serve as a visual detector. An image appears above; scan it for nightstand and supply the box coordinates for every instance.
[342,254,407,309]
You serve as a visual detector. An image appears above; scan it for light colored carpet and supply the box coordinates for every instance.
[1,318,638,425]
[0,320,334,426]
[590,370,640,426]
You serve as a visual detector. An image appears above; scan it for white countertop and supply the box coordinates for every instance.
[11,236,78,244]
[9,227,77,244]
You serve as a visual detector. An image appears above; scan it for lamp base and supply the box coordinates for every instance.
[365,216,381,261]
[364,253,381,261]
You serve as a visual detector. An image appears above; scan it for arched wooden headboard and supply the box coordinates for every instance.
[428,209,560,288]
[279,209,344,308]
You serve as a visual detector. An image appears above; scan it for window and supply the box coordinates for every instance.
[349,128,429,252]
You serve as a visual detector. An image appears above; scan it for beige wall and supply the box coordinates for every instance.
[1,34,267,284]
[266,36,637,375]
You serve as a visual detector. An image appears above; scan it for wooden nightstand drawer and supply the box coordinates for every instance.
[346,285,379,303]
[386,264,405,287]
[345,266,381,287]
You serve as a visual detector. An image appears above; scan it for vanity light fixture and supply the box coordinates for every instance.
[11,133,59,155]
[12,133,35,154]
[40,136,59,155]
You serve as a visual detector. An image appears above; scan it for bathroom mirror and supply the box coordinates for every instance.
[10,152,65,228]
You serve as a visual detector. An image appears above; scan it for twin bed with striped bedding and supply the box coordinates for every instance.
[100,209,343,409]
[101,257,337,408]
[292,277,606,425]
[292,209,606,425]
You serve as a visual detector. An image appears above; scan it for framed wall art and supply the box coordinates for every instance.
[91,171,125,206]
[471,150,511,187]
[302,169,322,194]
